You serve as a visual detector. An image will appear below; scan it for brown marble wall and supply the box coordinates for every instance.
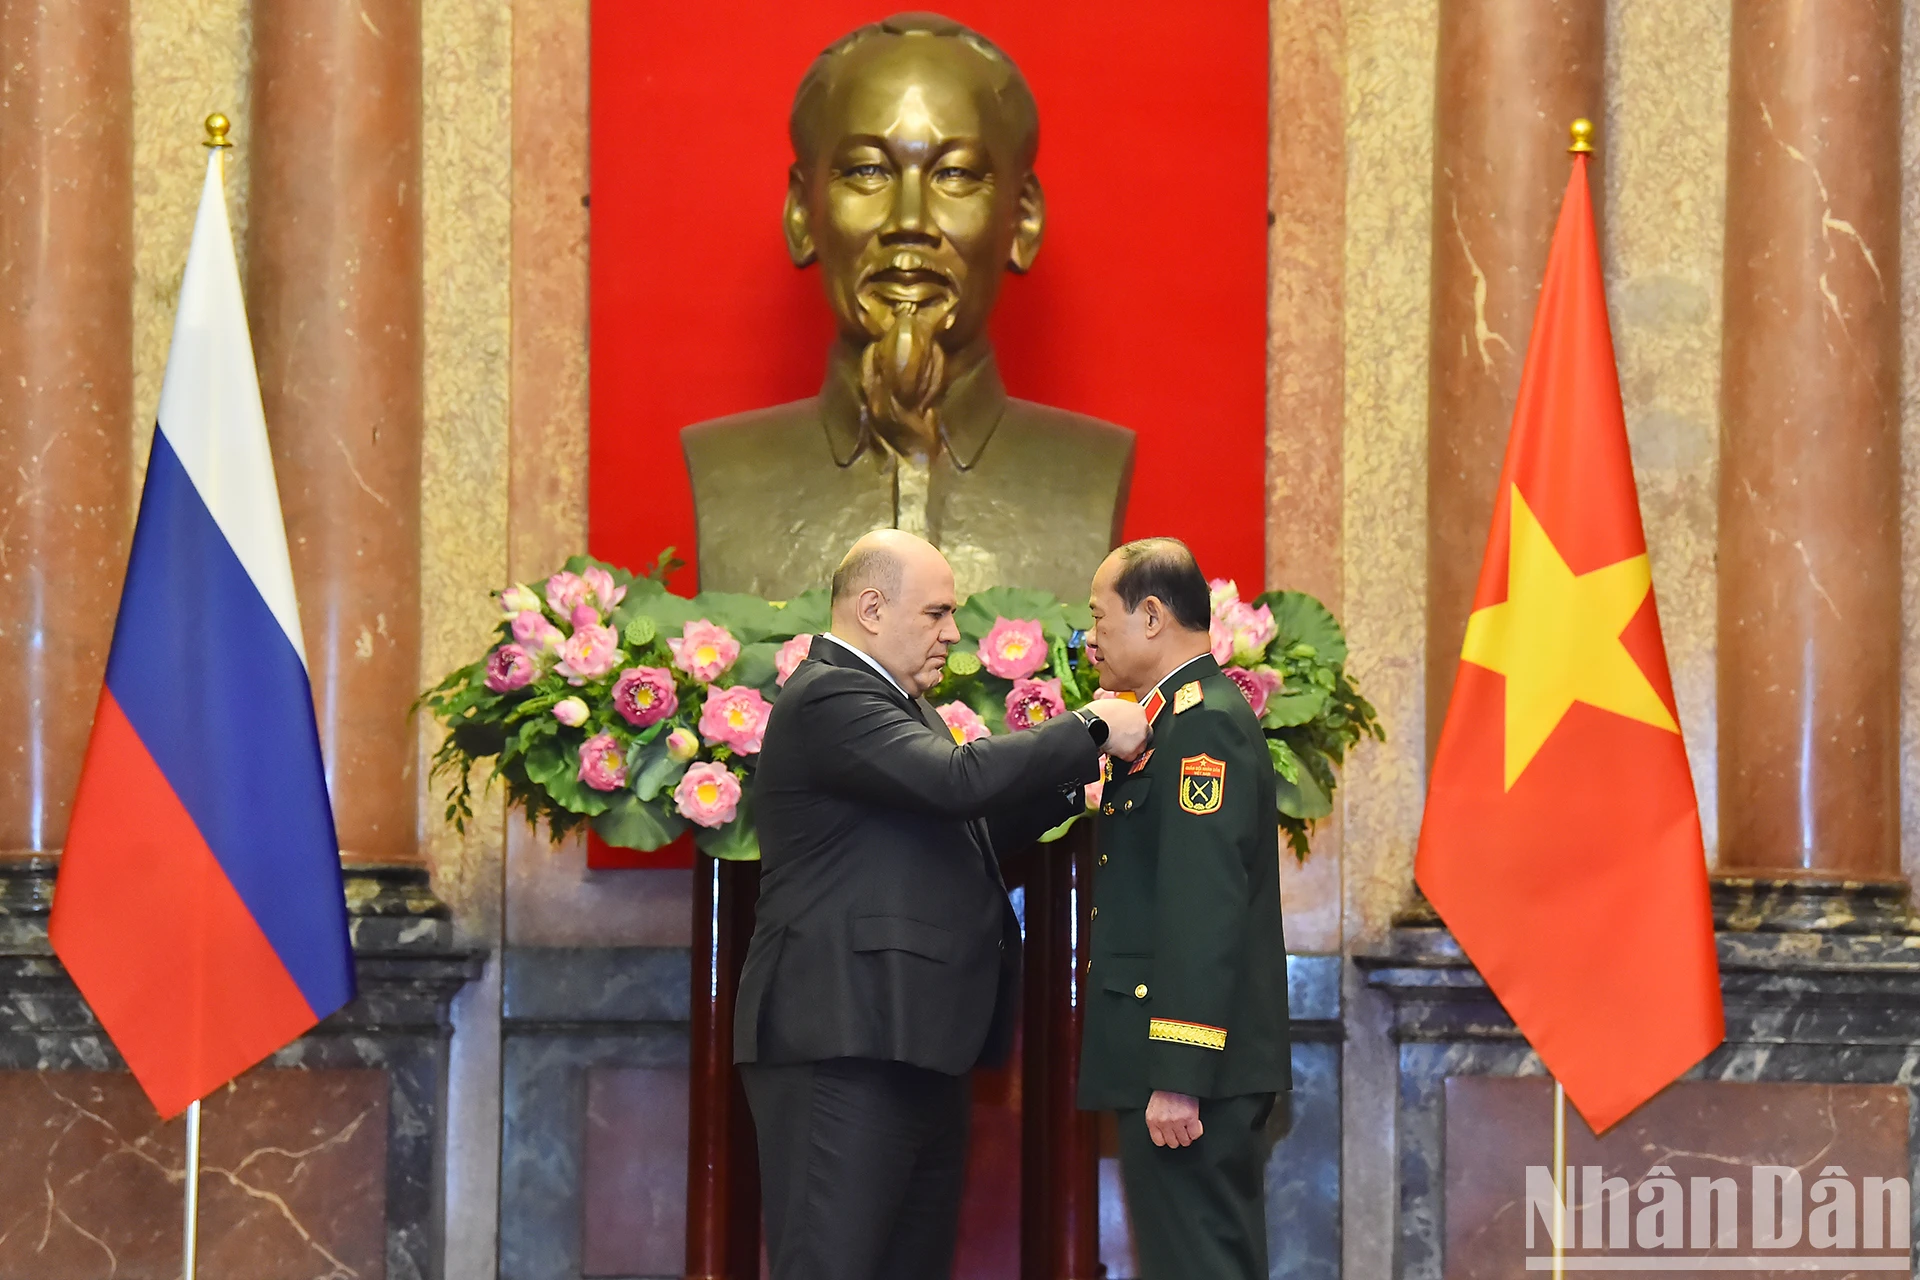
[580,1067,689,1278]
[1445,1078,1910,1275]
[1424,0,1606,756]
[1268,0,1348,953]
[0,0,134,858]
[1717,0,1904,880]
[0,1070,388,1279]
[503,0,692,950]
[248,0,424,865]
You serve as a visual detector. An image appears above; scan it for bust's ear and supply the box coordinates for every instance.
[1008,173,1045,274]
[784,166,816,267]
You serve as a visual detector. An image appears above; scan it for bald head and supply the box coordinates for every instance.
[828,530,961,693]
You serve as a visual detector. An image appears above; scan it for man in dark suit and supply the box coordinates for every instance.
[1078,538,1291,1280]
[737,528,1148,1280]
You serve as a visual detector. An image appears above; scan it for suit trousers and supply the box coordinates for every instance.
[741,1057,972,1280]
[1117,1093,1275,1280]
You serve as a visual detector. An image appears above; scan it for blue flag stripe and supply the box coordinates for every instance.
[105,426,354,1018]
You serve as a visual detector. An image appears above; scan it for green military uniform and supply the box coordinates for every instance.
[1078,654,1290,1280]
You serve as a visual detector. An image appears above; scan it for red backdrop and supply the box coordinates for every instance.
[588,0,1269,590]
[587,3,1267,874]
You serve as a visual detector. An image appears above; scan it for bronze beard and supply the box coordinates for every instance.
[853,264,961,454]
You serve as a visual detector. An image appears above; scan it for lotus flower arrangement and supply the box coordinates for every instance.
[422,554,1379,862]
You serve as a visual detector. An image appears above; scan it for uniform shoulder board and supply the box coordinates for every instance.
[1173,681,1203,714]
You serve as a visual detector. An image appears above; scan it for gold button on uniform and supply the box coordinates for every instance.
[1091,907,1098,918]
[1134,984,1148,999]
[1098,854,1108,865]
[1123,799,1133,811]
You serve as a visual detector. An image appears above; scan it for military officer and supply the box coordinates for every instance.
[1078,537,1290,1280]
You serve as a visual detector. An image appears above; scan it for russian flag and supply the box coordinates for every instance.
[50,146,355,1118]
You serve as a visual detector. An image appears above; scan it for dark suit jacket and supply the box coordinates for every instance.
[735,639,1101,1075]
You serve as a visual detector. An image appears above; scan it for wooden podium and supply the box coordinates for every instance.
[681,826,1103,1280]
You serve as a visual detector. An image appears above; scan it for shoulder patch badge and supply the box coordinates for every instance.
[1178,753,1225,814]
[1173,681,1203,714]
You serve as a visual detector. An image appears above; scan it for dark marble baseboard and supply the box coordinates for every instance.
[1362,880,1920,1280]
[499,947,1344,1280]
[0,860,478,1280]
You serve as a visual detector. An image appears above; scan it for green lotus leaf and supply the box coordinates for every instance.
[592,792,688,850]
[1261,686,1329,729]
[1253,590,1348,668]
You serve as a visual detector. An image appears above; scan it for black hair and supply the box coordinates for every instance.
[1110,537,1210,633]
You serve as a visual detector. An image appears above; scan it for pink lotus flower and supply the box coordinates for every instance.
[556,624,621,685]
[612,666,678,727]
[582,565,627,613]
[938,701,991,744]
[675,761,741,827]
[546,570,590,617]
[577,732,627,791]
[485,643,537,692]
[669,620,740,684]
[499,583,543,616]
[1005,676,1066,732]
[700,685,772,754]
[774,634,814,686]
[666,726,700,762]
[552,696,590,727]
[1224,665,1283,717]
[1210,614,1234,664]
[512,610,565,659]
[1225,601,1277,665]
[570,602,601,629]
[979,617,1049,680]
[1208,577,1240,619]
[1085,777,1105,811]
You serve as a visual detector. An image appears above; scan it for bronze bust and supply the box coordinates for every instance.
[682,13,1134,600]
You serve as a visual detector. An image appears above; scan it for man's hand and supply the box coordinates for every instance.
[1086,698,1149,759]
[1145,1090,1203,1148]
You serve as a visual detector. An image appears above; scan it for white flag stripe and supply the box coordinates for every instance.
[153,153,308,665]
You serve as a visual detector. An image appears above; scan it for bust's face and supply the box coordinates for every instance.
[786,37,1041,357]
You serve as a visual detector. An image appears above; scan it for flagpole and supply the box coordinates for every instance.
[1552,1079,1566,1280]
[176,116,230,1280]
[182,1098,203,1280]
[1548,118,1593,1280]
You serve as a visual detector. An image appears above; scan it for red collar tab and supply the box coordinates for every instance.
[1141,688,1167,724]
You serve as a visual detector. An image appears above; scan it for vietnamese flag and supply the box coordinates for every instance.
[1415,149,1723,1132]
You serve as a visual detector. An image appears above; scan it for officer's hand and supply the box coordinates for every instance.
[1145,1090,1204,1148]
[1086,699,1149,759]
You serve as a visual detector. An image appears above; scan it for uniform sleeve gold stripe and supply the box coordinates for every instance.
[1148,1018,1227,1051]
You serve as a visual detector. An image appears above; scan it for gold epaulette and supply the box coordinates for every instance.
[1173,681,1203,714]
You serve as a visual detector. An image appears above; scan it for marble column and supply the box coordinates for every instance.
[1716,0,1901,879]
[1424,0,1605,752]
[248,0,423,862]
[0,0,133,858]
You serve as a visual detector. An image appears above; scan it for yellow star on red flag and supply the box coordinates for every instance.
[1462,485,1678,790]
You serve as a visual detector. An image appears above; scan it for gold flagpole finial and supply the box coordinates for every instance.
[1568,118,1595,155]
[204,113,233,149]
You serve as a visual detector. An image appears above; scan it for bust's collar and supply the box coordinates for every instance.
[820,344,1008,471]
